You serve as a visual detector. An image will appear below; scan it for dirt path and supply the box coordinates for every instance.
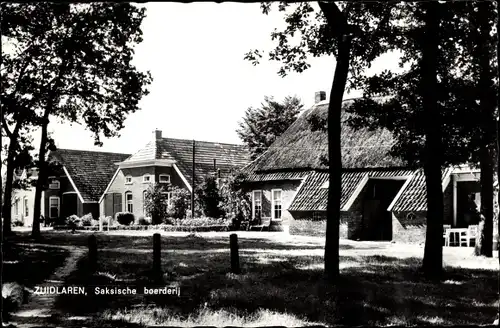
[8,244,87,328]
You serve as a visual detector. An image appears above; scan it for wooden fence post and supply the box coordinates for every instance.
[230,233,240,274]
[88,235,97,273]
[153,233,161,278]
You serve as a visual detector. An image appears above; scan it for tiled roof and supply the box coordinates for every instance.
[288,168,415,212]
[244,170,310,182]
[123,137,251,186]
[49,149,130,202]
[288,171,328,211]
[391,167,453,212]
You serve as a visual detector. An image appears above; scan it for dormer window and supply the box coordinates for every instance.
[125,175,133,185]
[159,174,170,184]
[143,174,152,183]
[48,177,60,189]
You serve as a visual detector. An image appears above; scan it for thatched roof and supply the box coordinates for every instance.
[244,98,405,174]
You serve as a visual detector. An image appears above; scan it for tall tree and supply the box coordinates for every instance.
[1,3,152,238]
[237,95,302,159]
[245,1,398,281]
[470,1,497,258]
[420,0,443,278]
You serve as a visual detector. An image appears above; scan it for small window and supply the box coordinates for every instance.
[143,174,152,183]
[125,175,133,185]
[252,190,262,220]
[23,197,29,217]
[313,211,325,220]
[125,192,133,213]
[272,189,282,220]
[143,190,148,215]
[49,196,60,218]
[14,200,19,216]
[48,177,60,189]
[159,174,170,184]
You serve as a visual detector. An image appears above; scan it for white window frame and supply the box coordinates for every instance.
[142,174,153,184]
[48,176,60,189]
[159,174,171,184]
[49,196,60,219]
[271,189,283,221]
[125,175,133,185]
[15,199,19,216]
[143,190,148,215]
[125,192,133,213]
[23,197,29,217]
[252,190,262,220]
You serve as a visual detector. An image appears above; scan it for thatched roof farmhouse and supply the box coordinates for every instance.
[243,92,481,244]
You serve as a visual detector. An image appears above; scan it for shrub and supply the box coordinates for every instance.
[196,175,224,218]
[137,216,153,226]
[219,172,251,228]
[144,184,170,225]
[100,216,114,226]
[116,212,135,226]
[168,186,192,219]
[81,213,93,227]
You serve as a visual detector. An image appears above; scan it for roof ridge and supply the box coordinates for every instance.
[53,148,131,156]
[161,136,246,148]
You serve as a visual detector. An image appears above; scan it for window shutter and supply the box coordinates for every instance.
[113,193,122,216]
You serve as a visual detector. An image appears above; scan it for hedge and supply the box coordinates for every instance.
[289,219,326,237]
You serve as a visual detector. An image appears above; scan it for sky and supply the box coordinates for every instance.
[28,2,401,155]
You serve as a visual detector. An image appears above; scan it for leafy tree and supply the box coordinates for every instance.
[219,172,252,227]
[237,95,302,159]
[167,186,191,219]
[347,1,498,262]
[1,3,152,238]
[144,184,170,225]
[196,174,224,218]
[245,1,398,281]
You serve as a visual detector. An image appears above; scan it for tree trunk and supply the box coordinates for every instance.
[2,135,20,236]
[324,33,352,282]
[476,148,494,257]
[32,117,49,239]
[421,1,444,279]
[473,1,496,258]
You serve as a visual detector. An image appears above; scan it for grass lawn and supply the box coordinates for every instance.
[7,230,500,327]
[2,241,70,288]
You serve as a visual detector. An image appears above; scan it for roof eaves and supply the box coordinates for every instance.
[341,173,369,211]
[387,174,415,212]
[62,166,85,204]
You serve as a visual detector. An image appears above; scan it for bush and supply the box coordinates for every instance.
[66,214,83,228]
[116,212,134,226]
[100,216,114,226]
[144,184,170,225]
[196,175,224,218]
[136,216,153,226]
[174,217,230,227]
[168,187,192,219]
[81,213,93,227]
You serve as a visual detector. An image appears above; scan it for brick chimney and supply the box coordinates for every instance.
[315,91,326,103]
[153,129,162,140]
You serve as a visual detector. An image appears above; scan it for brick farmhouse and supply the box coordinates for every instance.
[242,91,486,244]
[11,131,250,224]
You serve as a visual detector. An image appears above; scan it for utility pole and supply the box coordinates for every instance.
[191,140,195,217]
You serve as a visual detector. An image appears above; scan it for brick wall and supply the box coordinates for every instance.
[246,180,302,227]
[392,211,427,244]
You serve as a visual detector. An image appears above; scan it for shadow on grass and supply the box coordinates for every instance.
[53,247,498,326]
[2,242,69,287]
[8,230,358,252]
